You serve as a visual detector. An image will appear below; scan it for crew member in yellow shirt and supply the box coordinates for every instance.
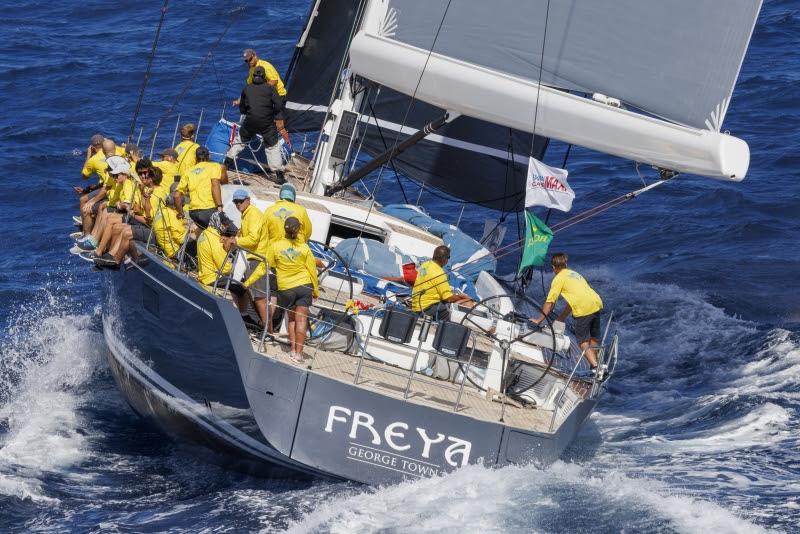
[153,148,181,184]
[411,245,474,321]
[262,184,312,243]
[72,155,138,256]
[234,48,287,103]
[530,252,605,375]
[266,217,318,363]
[174,123,200,177]
[77,138,126,236]
[174,146,226,227]
[226,189,273,326]
[151,183,188,259]
[196,211,238,288]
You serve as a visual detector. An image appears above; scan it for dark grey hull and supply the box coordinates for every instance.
[101,249,600,485]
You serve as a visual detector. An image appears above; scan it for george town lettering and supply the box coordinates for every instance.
[324,405,472,469]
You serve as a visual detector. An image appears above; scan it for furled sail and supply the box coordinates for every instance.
[348,0,763,180]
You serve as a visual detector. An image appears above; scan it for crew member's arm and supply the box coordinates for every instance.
[212,179,222,211]
[306,247,319,298]
[301,209,313,242]
[174,174,188,218]
[237,90,247,115]
[219,164,229,185]
[530,301,555,326]
[273,90,290,146]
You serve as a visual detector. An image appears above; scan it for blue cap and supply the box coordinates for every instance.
[232,189,249,201]
[279,183,296,201]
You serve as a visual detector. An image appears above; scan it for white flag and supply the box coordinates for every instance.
[524,157,575,212]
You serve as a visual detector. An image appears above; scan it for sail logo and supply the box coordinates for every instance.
[324,405,472,475]
[529,173,569,193]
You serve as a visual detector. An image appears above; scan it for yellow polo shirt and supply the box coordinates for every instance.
[236,204,264,259]
[153,160,181,183]
[81,147,124,189]
[176,161,221,211]
[152,206,186,258]
[545,269,603,318]
[174,140,199,176]
[411,260,452,312]
[262,200,312,244]
[107,177,140,209]
[264,237,318,295]
[247,59,286,96]
[197,226,231,285]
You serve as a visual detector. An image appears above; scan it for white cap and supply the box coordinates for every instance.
[106,155,131,175]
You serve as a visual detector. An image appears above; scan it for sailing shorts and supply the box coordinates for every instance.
[244,259,277,298]
[189,208,216,228]
[420,301,451,322]
[573,311,602,343]
[277,284,313,310]
[130,219,151,243]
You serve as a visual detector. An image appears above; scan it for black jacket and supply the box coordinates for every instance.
[239,82,284,145]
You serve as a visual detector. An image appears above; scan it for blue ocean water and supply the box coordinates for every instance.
[1,0,799,531]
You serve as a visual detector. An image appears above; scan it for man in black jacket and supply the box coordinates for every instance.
[237,66,287,184]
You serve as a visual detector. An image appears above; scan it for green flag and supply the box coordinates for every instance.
[519,211,553,272]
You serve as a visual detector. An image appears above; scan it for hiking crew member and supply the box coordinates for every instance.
[174,146,224,228]
[174,123,200,177]
[238,65,287,184]
[530,253,605,374]
[78,138,125,236]
[411,245,475,321]
[151,183,188,259]
[267,217,318,363]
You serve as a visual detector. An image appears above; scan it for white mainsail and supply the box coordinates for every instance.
[348,0,762,181]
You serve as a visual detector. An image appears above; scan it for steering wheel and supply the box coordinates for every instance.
[309,240,354,302]
[459,294,559,396]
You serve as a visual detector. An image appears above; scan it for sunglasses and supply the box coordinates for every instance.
[233,198,247,204]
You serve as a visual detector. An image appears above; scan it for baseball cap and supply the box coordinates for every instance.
[232,189,249,201]
[106,155,131,175]
[279,183,296,201]
[242,48,256,60]
[161,148,178,159]
[252,66,266,83]
[195,146,210,159]
[90,134,104,146]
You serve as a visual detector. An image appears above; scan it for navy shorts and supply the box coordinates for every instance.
[245,259,277,298]
[573,311,602,343]
[130,220,151,243]
[277,284,313,310]
[189,208,216,228]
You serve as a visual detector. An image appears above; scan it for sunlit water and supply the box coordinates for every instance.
[1,0,798,531]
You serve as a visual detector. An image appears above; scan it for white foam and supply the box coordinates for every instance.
[0,300,104,503]
[282,462,768,534]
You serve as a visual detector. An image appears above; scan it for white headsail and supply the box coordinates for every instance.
[348,0,762,181]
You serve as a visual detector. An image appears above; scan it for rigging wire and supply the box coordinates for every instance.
[128,0,169,144]
[148,5,245,148]
[367,95,410,204]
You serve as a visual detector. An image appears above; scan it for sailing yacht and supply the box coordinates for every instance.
[97,0,761,484]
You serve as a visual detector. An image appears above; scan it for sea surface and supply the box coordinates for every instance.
[1,0,799,532]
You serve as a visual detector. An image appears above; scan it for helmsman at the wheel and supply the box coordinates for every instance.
[410,245,474,321]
